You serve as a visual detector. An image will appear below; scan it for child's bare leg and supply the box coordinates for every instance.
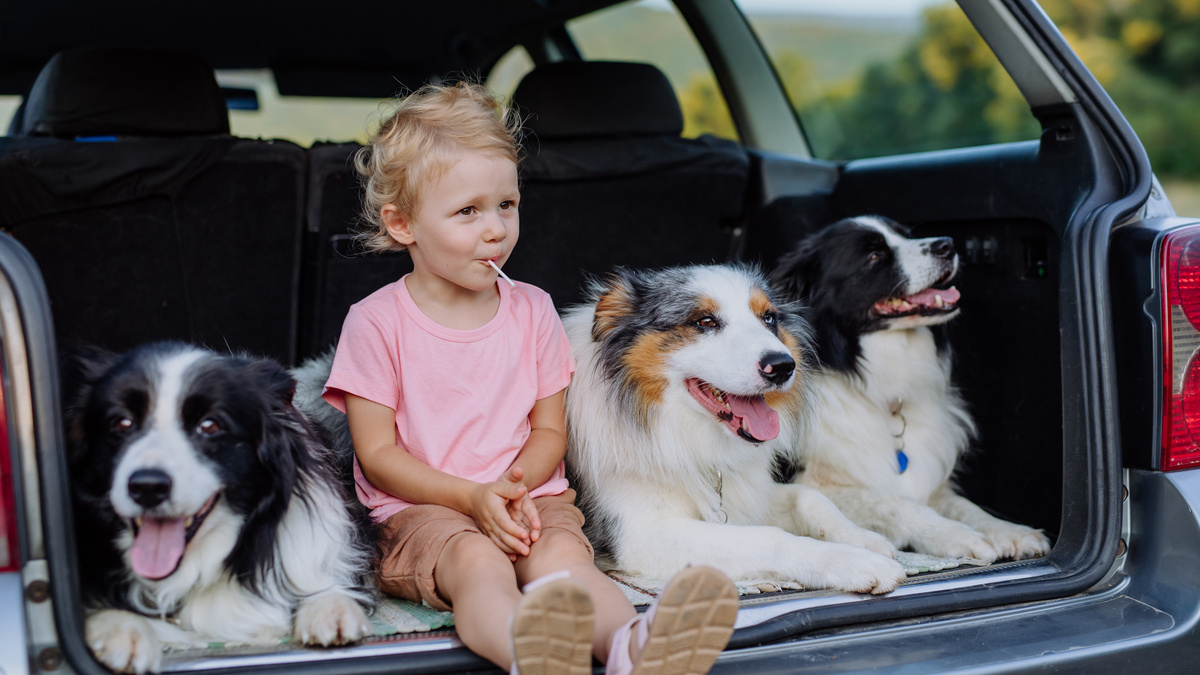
[435,531,522,669]
[515,529,636,662]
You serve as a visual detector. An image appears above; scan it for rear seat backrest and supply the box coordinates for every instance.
[509,61,750,308]
[18,49,230,139]
[0,48,306,364]
[299,143,412,359]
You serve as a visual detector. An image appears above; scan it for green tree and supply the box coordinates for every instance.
[1040,0,1200,177]
[787,0,1200,178]
[800,4,1039,161]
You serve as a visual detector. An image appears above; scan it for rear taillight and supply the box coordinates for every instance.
[1161,224,1200,470]
[0,364,15,572]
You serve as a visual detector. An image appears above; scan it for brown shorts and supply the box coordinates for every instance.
[375,489,592,612]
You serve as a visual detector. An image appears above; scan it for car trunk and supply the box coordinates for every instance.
[22,134,1124,674]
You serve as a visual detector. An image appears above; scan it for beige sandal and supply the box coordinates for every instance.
[510,572,596,675]
[606,565,738,675]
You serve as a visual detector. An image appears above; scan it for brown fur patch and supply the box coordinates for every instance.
[684,295,722,326]
[593,284,636,341]
[749,288,774,319]
[622,328,694,421]
[764,325,806,415]
[764,387,802,413]
[778,323,801,356]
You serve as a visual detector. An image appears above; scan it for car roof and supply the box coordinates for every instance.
[0,0,621,97]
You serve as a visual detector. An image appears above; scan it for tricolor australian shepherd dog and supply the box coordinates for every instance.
[562,264,907,594]
[64,343,373,674]
[770,216,1050,561]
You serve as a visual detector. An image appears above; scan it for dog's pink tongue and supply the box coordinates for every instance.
[131,518,186,580]
[905,286,960,307]
[728,394,780,441]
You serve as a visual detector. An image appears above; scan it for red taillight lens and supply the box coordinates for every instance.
[1161,225,1200,469]
[0,363,16,572]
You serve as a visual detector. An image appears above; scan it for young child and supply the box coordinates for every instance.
[322,81,738,675]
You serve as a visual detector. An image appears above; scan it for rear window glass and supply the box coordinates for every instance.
[217,70,384,146]
[567,0,738,141]
[0,96,22,134]
[487,46,535,101]
[740,0,1040,160]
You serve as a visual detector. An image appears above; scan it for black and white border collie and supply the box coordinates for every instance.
[770,216,1050,561]
[561,264,906,594]
[65,343,373,674]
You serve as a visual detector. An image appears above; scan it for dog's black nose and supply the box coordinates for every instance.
[128,468,173,508]
[759,352,795,385]
[930,237,955,259]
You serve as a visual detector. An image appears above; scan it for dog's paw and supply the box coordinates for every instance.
[86,610,165,674]
[918,521,1000,563]
[294,592,372,646]
[980,523,1051,560]
[806,544,908,595]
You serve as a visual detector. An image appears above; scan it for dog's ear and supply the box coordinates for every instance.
[59,343,119,465]
[592,267,639,342]
[227,354,304,583]
[770,238,821,303]
[59,342,117,399]
[234,405,301,588]
[815,320,859,374]
[244,356,298,407]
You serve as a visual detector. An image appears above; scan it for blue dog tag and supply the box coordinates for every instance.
[897,449,909,474]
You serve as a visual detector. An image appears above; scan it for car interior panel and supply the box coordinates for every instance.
[0,48,305,364]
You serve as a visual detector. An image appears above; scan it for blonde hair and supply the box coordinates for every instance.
[353,81,523,253]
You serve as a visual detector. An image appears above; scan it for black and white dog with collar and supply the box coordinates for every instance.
[770,216,1050,562]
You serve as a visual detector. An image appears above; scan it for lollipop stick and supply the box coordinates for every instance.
[487,259,515,287]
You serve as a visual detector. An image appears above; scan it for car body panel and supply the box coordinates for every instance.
[712,469,1200,673]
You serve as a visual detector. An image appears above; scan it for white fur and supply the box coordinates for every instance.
[667,267,798,397]
[87,609,207,674]
[564,265,907,595]
[110,351,220,520]
[796,228,1051,562]
[85,347,372,673]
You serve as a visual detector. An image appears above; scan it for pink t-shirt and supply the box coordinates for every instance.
[322,276,575,523]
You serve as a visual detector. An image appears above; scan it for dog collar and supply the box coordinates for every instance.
[709,469,728,524]
[890,398,909,474]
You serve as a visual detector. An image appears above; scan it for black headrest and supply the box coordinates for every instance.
[513,61,683,140]
[20,48,230,138]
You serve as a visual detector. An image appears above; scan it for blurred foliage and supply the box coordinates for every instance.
[1041,0,1200,177]
[568,2,741,140]
[679,0,1200,176]
[677,73,738,139]
[804,4,1040,159]
[744,3,1043,160]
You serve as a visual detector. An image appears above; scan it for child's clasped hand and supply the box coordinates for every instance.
[469,466,542,560]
